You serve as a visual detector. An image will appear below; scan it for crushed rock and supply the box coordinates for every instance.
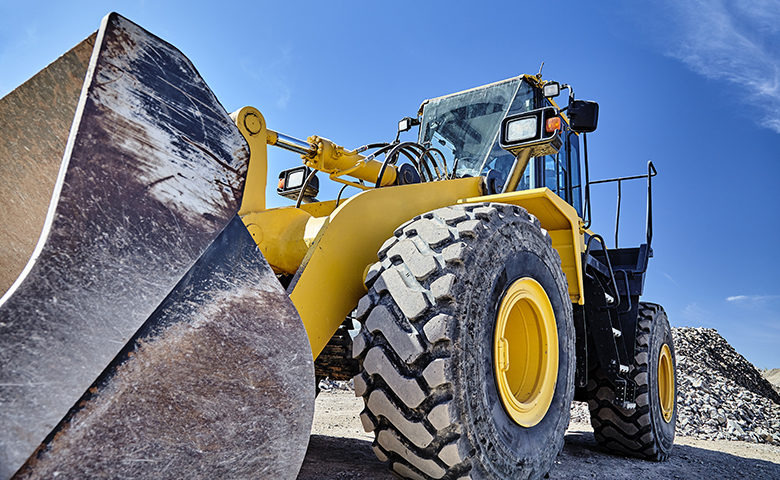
[569,327,780,445]
[570,401,591,424]
[317,378,354,392]
[672,327,779,445]
[763,368,780,394]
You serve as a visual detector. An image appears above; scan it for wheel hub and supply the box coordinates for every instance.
[658,343,675,422]
[493,277,558,427]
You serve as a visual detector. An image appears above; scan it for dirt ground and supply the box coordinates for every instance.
[297,390,780,480]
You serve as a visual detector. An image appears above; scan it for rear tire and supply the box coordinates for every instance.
[315,319,359,381]
[352,203,574,479]
[586,302,676,460]
[315,319,359,396]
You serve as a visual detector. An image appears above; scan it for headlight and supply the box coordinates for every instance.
[499,107,562,157]
[505,117,538,143]
[542,81,561,98]
[287,170,305,189]
[277,166,320,202]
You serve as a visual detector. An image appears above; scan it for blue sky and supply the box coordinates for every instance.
[1,1,779,368]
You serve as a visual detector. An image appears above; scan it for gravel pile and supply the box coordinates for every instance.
[570,402,590,423]
[673,327,779,444]
[570,328,780,445]
[318,378,354,392]
[675,328,780,403]
[763,368,780,394]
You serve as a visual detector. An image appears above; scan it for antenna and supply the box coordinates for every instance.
[536,61,544,78]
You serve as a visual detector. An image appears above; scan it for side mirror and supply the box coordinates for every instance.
[499,106,563,157]
[569,100,599,133]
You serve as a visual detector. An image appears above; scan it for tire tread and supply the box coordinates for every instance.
[354,203,570,479]
[586,302,675,461]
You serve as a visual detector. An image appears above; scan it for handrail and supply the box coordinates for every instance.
[646,161,656,250]
[586,161,657,249]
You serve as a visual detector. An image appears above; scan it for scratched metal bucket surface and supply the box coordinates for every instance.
[0,31,95,296]
[0,12,314,479]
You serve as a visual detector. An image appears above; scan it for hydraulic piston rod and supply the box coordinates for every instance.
[267,130,317,157]
[267,129,396,187]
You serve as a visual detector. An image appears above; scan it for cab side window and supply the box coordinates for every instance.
[535,122,583,216]
[478,81,536,189]
[569,132,582,215]
[478,86,583,218]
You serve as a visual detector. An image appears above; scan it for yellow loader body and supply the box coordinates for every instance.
[239,175,586,358]
[231,109,587,357]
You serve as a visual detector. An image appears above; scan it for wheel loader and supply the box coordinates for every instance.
[0,13,677,480]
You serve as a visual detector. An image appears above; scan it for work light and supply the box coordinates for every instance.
[499,107,562,157]
[277,166,319,201]
[287,169,305,189]
[543,81,560,98]
[505,117,538,143]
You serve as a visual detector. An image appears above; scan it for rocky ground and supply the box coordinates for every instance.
[301,327,780,478]
[299,390,780,479]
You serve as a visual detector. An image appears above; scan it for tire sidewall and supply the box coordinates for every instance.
[457,221,574,477]
[647,309,676,454]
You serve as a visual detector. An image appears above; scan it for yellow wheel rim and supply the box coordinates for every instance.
[493,277,558,427]
[658,343,674,423]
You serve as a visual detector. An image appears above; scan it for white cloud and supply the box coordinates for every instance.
[662,0,780,133]
[726,294,780,303]
[662,271,679,286]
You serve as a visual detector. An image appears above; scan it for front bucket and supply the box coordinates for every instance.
[0,31,95,296]
[0,13,313,479]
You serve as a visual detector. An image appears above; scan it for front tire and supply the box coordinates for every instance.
[352,203,575,479]
[586,302,677,460]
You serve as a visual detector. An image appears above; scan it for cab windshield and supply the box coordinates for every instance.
[419,77,535,184]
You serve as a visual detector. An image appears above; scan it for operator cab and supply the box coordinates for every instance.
[418,75,587,216]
